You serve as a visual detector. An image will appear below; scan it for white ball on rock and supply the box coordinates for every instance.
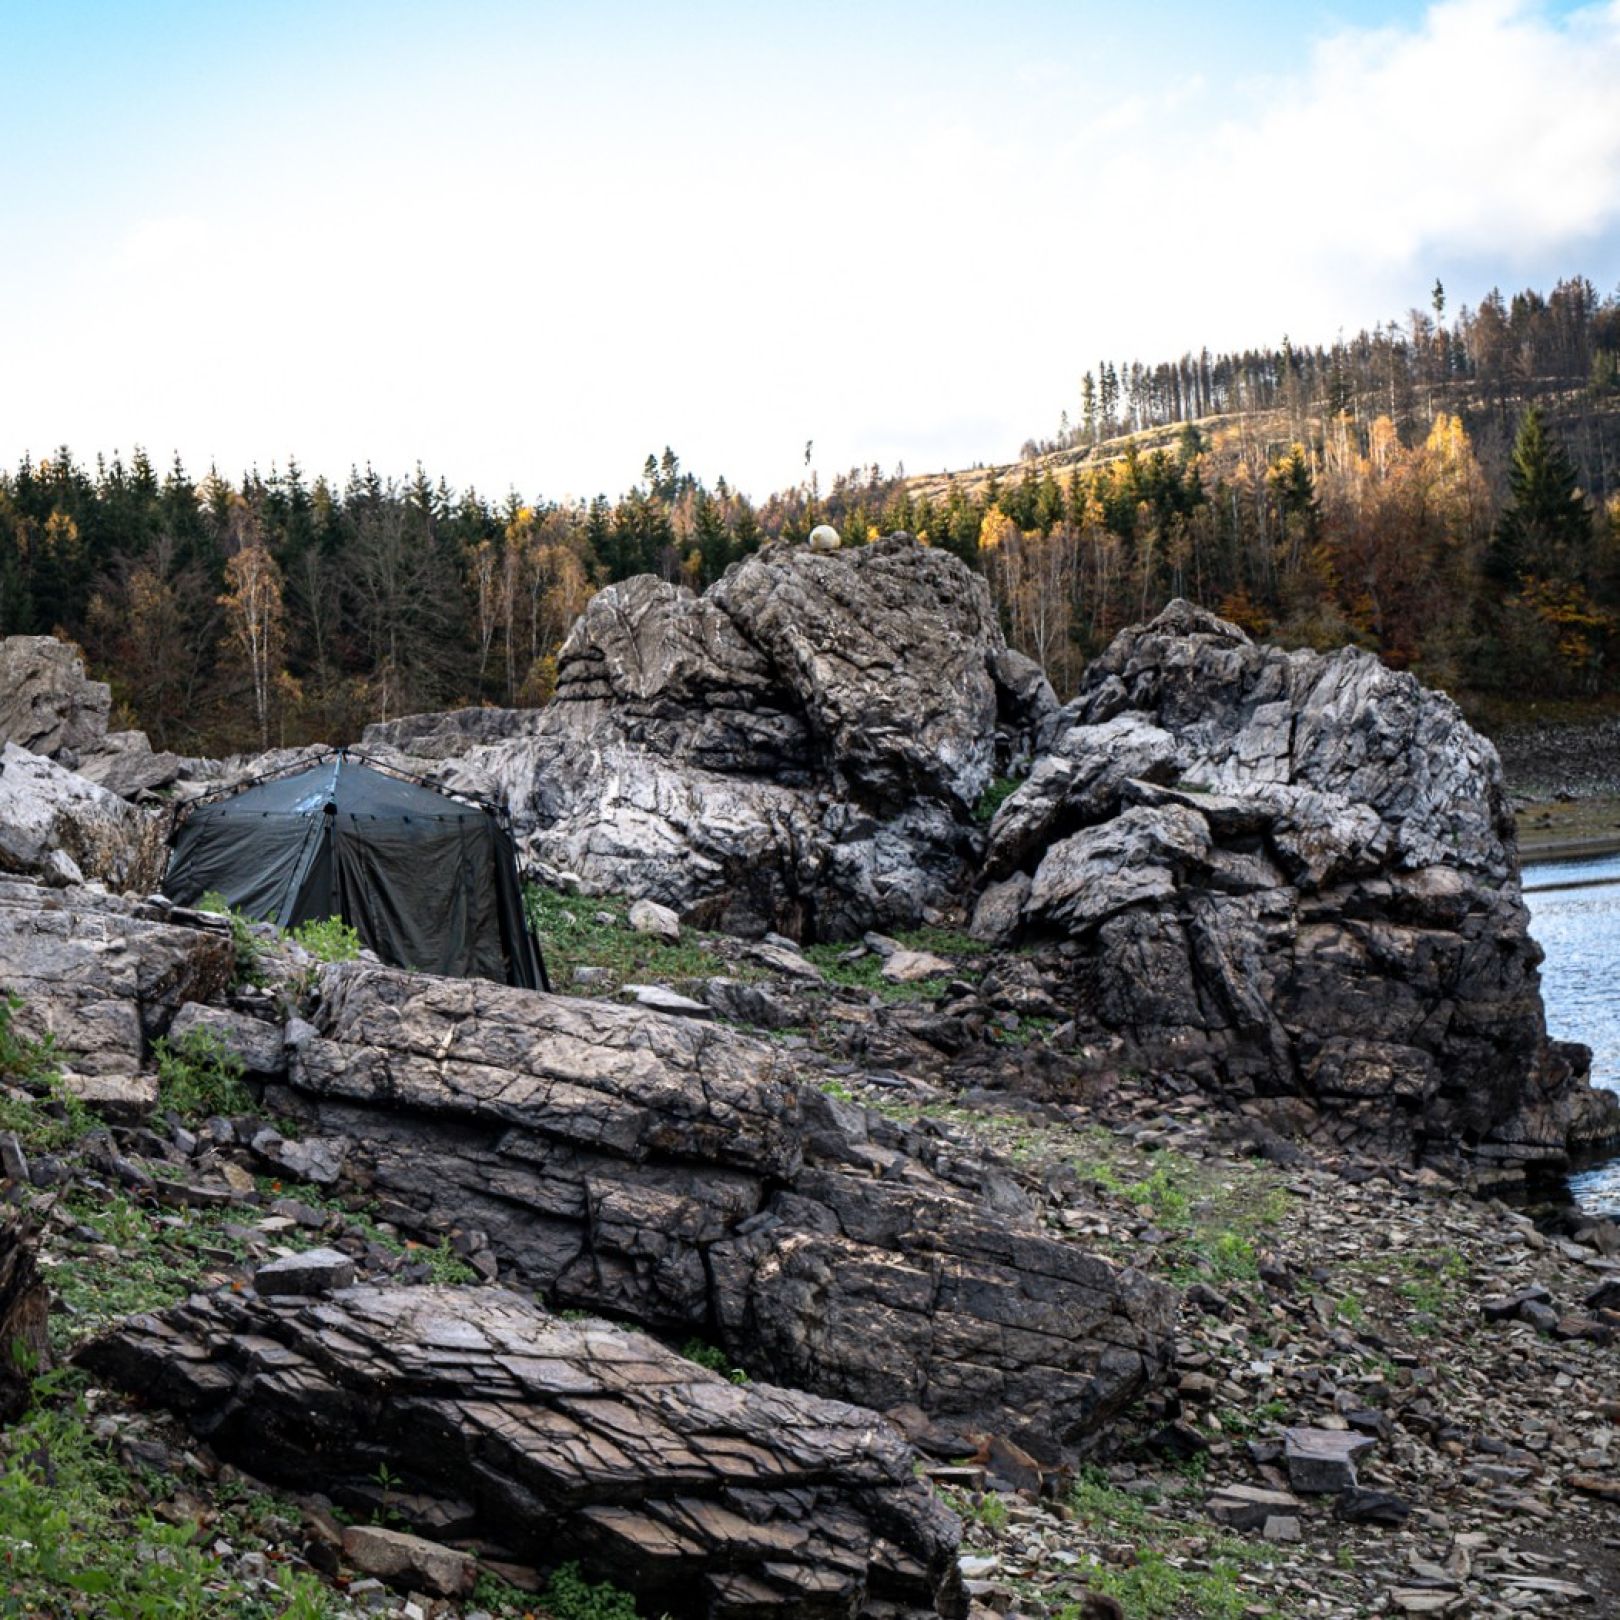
[808,524,841,552]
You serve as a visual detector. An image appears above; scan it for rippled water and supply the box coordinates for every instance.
[1522,853,1620,1212]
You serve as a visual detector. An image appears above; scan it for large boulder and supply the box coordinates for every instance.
[0,880,234,1078]
[0,743,165,890]
[270,962,1176,1459]
[0,636,110,760]
[984,602,1620,1179]
[449,538,1055,938]
[80,1285,966,1620]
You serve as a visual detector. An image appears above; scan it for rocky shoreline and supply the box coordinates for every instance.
[3,547,1620,1618]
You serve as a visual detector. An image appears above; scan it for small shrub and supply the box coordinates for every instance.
[288,915,361,962]
[197,890,269,987]
[154,1027,252,1120]
[544,1560,640,1620]
[972,775,1021,823]
[678,1338,750,1384]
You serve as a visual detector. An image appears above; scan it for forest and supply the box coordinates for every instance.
[2,274,1618,757]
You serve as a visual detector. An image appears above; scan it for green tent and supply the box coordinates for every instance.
[163,753,547,991]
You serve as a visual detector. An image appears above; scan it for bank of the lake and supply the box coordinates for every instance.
[1524,852,1620,1213]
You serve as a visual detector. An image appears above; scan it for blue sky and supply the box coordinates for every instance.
[2,0,1617,502]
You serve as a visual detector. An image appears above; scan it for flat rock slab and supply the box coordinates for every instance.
[254,1247,355,1295]
[340,1524,475,1597]
[79,1285,965,1620]
[622,983,714,1019]
[881,950,954,983]
[277,964,1176,1459]
[1206,1483,1303,1531]
[1284,1426,1375,1493]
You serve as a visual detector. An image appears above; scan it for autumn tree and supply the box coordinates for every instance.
[219,535,287,748]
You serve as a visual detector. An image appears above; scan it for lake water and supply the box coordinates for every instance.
[1522,852,1620,1212]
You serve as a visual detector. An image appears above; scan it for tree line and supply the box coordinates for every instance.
[1,275,1618,758]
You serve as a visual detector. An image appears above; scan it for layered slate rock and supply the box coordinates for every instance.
[0,743,165,889]
[361,705,548,760]
[0,880,234,1078]
[984,601,1620,1176]
[272,963,1175,1459]
[80,1285,966,1620]
[448,537,1055,938]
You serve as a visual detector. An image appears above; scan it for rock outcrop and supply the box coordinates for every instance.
[81,1285,966,1620]
[981,601,1620,1177]
[450,538,1055,938]
[0,880,234,1078]
[0,744,166,890]
[267,962,1176,1460]
[0,636,110,761]
[361,705,547,759]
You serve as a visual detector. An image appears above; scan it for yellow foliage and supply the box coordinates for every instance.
[978,507,1016,551]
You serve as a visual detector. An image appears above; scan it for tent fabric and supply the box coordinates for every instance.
[164,755,547,991]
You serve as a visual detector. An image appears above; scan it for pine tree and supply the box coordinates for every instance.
[1486,407,1592,583]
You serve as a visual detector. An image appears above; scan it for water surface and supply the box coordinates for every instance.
[1522,853,1620,1213]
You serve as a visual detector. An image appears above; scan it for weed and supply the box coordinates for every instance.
[287,915,361,963]
[972,776,1022,824]
[424,1237,478,1285]
[543,1560,640,1620]
[197,891,269,988]
[153,1026,253,1120]
[678,1338,749,1384]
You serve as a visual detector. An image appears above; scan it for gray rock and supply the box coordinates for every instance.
[0,881,234,1079]
[274,963,1176,1458]
[1283,1426,1374,1493]
[361,707,546,760]
[340,1524,475,1598]
[76,731,186,798]
[0,744,164,891]
[627,898,682,942]
[447,538,1053,940]
[621,983,713,1019]
[79,1285,967,1619]
[881,948,954,983]
[1206,1483,1303,1531]
[969,873,1029,944]
[993,600,1620,1176]
[0,636,110,757]
[59,1070,159,1122]
[170,1003,287,1077]
[250,1129,349,1187]
[0,1132,27,1185]
[253,1247,356,1295]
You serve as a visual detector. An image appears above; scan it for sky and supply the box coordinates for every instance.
[2,0,1619,505]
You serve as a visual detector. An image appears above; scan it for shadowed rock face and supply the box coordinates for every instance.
[79,1285,968,1620]
[984,602,1620,1177]
[271,963,1176,1461]
[446,538,1055,939]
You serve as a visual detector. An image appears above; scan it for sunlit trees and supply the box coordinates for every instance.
[219,532,287,749]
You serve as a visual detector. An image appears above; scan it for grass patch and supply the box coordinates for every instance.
[0,997,94,1155]
[523,888,734,996]
[0,1374,346,1618]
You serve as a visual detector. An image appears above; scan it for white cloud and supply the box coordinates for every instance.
[3,0,1618,498]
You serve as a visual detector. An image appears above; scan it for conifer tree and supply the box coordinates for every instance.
[1486,407,1591,584]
